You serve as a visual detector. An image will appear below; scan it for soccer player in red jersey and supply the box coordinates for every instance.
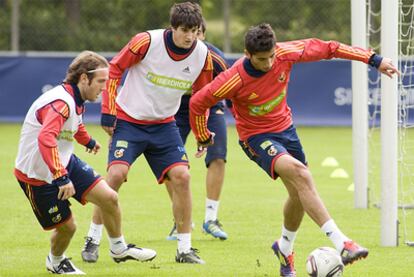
[82,2,211,264]
[189,23,400,276]
[14,51,156,275]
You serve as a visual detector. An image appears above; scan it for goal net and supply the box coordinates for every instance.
[366,0,414,246]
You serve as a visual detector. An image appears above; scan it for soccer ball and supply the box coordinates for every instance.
[306,247,344,277]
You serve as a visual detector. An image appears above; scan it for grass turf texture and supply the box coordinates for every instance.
[1,123,413,276]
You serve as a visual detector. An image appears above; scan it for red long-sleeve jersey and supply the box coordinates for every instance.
[14,84,93,185]
[102,30,213,124]
[190,39,374,141]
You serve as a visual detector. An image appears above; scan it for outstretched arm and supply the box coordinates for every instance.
[290,39,400,78]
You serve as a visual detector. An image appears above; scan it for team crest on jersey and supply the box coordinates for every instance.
[267,146,278,156]
[278,72,286,83]
[114,148,125,159]
[52,213,62,223]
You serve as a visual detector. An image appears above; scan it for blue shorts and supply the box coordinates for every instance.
[18,154,102,230]
[176,96,227,167]
[109,119,188,183]
[239,125,307,180]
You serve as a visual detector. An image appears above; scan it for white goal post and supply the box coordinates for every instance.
[380,0,399,247]
[351,0,369,210]
[352,0,399,246]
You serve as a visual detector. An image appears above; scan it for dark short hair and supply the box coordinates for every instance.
[64,51,108,84]
[170,2,203,29]
[245,23,276,54]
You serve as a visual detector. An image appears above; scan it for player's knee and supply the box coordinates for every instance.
[170,170,191,191]
[107,166,128,190]
[177,171,191,185]
[97,186,119,210]
[58,220,77,236]
[209,158,225,167]
[105,189,119,209]
[297,164,311,179]
[292,165,313,190]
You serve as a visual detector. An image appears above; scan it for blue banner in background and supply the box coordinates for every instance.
[0,55,103,123]
[288,60,353,126]
[0,54,385,126]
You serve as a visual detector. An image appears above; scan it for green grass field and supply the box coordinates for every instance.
[1,123,413,276]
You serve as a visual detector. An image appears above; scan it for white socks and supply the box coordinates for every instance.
[177,233,191,254]
[278,220,350,256]
[88,222,128,254]
[205,198,219,222]
[321,219,350,252]
[87,222,103,244]
[278,226,297,256]
[49,252,65,267]
[109,235,127,254]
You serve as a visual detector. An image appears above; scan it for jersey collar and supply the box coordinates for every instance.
[243,58,267,78]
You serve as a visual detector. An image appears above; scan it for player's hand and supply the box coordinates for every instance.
[86,141,101,154]
[195,132,215,158]
[378,57,401,78]
[102,126,114,136]
[57,182,75,200]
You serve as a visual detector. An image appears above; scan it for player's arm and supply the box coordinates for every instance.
[190,52,214,157]
[331,41,400,77]
[101,32,150,135]
[209,50,236,116]
[74,124,100,154]
[292,39,400,77]
[208,44,229,76]
[37,100,75,200]
[190,69,242,156]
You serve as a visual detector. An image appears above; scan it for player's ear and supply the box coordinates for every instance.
[244,49,251,59]
[80,73,89,84]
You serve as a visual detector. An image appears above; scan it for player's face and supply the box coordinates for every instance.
[246,49,276,72]
[172,26,199,49]
[80,68,108,102]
